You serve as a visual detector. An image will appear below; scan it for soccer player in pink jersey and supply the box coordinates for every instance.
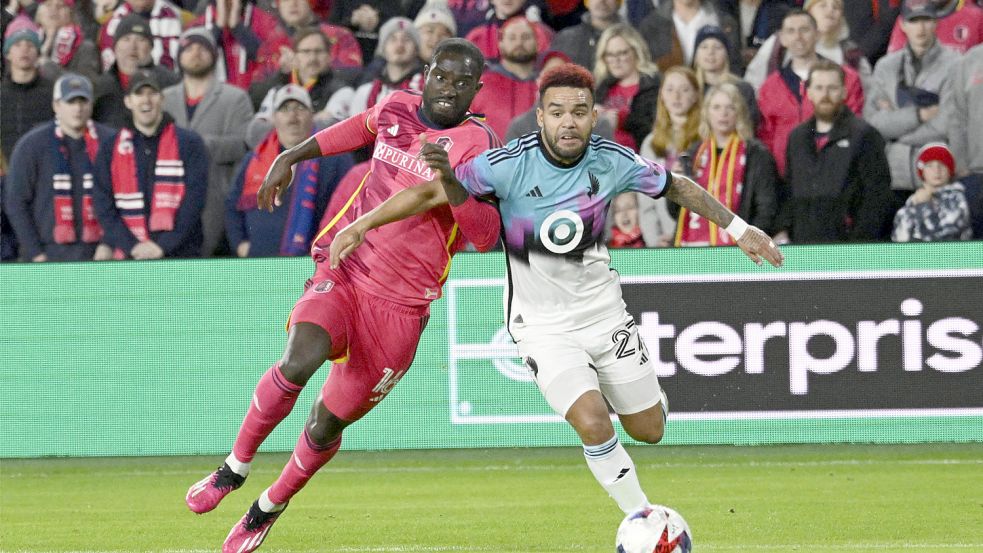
[184,39,501,553]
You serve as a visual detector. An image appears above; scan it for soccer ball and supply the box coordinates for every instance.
[615,504,692,553]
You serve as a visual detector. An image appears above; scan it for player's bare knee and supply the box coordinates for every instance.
[278,354,321,386]
[625,417,665,444]
[279,324,332,386]
[633,425,664,445]
[305,402,348,446]
[569,415,616,445]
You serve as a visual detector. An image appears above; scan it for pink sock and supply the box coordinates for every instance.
[267,430,342,504]
[231,363,303,463]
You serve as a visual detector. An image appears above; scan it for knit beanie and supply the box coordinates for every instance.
[915,142,956,181]
[3,16,42,57]
[414,3,457,36]
[693,24,730,54]
[178,27,219,60]
[376,17,421,57]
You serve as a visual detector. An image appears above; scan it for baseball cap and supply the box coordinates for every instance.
[54,73,94,102]
[902,0,937,20]
[114,13,154,42]
[272,84,313,111]
[127,68,162,94]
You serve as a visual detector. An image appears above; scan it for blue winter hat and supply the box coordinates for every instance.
[694,25,730,54]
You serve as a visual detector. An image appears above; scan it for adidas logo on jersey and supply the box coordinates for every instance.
[525,186,544,198]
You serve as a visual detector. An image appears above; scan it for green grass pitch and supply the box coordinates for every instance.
[2,443,982,553]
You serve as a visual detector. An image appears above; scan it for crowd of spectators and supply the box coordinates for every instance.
[2,0,981,262]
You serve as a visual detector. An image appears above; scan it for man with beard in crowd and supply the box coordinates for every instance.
[163,27,254,257]
[470,15,540,139]
[776,60,894,244]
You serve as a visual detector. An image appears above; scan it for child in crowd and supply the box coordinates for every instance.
[892,143,973,242]
[608,192,646,249]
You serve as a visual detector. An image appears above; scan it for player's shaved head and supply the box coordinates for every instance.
[430,38,485,71]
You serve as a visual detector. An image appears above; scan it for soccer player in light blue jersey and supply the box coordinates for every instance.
[330,63,783,514]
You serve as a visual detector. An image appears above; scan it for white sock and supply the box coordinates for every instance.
[258,488,286,513]
[225,453,250,478]
[583,435,648,514]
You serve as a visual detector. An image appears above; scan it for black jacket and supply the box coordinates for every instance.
[1,73,54,161]
[844,0,901,64]
[779,108,894,243]
[670,138,780,235]
[596,72,662,150]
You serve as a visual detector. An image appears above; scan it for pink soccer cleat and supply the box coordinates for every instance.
[222,500,288,553]
[186,463,246,514]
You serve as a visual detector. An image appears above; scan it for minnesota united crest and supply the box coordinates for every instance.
[587,171,600,198]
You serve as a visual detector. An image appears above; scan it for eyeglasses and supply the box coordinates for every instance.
[296,48,328,56]
[603,49,634,61]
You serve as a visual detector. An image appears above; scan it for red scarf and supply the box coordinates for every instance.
[52,121,102,244]
[239,130,321,255]
[238,129,280,211]
[52,25,83,67]
[609,226,645,248]
[110,124,185,247]
[676,134,747,247]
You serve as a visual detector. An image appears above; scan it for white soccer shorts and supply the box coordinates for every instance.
[513,310,666,417]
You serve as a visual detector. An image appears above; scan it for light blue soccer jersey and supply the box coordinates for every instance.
[455,132,671,332]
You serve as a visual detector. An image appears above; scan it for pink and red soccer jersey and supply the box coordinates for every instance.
[310,90,500,307]
[290,90,500,421]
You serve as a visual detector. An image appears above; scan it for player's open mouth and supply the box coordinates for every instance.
[434,99,454,110]
[558,134,581,145]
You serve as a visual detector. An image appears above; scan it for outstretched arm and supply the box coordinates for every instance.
[330,135,501,267]
[666,173,784,267]
[329,180,449,267]
[258,112,377,211]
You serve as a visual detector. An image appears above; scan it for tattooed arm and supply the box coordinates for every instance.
[665,173,739,229]
[666,173,785,268]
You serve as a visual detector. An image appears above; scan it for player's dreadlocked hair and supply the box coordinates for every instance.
[431,38,485,72]
[538,63,595,106]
